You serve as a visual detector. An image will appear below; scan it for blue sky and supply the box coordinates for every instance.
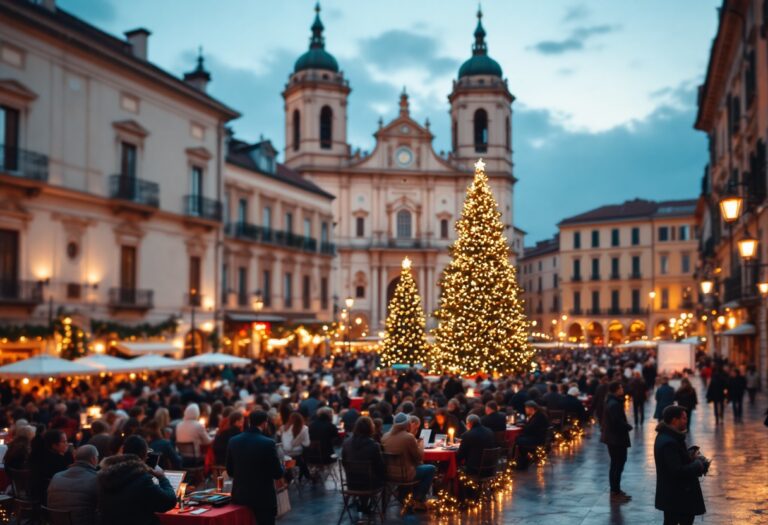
[59,0,721,243]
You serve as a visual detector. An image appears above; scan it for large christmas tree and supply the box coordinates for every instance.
[380,257,430,367]
[433,159,534,375]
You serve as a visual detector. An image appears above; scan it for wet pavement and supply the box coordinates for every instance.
[280,381,768,524]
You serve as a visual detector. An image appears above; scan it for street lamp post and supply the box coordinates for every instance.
[189,288,199,356]
[648,290,656,338]
[345,297,354,353]
[700,279,716,356]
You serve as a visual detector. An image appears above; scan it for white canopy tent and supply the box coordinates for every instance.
[721,323,756,336]
[114,341,180,356]
[74,354,132,371]
[123,355,187,372]
[0,355,97,379]
[183,353,251,367]
[616,340,658,349]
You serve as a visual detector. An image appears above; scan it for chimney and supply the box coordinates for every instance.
[125,28,151,60]
[42,0,56,11]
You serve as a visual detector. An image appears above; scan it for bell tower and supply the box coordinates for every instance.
[448,8,514,178]
[283,3,350,169]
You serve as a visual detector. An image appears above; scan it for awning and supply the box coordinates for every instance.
[183,353,251,367]
[74,354,132,371]
[225,313,287,323]
[114,341,179,356]
[721,323,756,336]
[0,355,97,379]
[122,355,187,371]
[616,340,658,349]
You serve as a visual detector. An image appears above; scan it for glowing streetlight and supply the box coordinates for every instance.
[700,280,714,295]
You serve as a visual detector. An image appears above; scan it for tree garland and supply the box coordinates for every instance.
[90,316,179,340]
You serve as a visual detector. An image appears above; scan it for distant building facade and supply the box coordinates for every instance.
[555,199,698,344]
[520,235,560,337]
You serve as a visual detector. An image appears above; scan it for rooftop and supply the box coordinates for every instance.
[558,198,698,226]
[522,235,560,260]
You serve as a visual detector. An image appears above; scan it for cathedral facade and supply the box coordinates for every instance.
[282,6,521,331]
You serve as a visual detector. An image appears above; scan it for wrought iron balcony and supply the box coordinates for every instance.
[569,308,583,315]
[0,280,43,305]
[320,242,336,255]
[628,272,643,280]
[609,273,621,280]
[184,195,222,221]
[0,145,49,182]
[109,174,159,208]
[108,287,153,310]
[590,273,601,281]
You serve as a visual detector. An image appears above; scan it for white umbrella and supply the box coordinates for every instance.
[119,355,187,372]
[183,353,251,367]
[74,354,132,371]
[616,340,658,349]
[0,355,97,379]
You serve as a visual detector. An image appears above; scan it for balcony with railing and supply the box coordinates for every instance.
[184,195,222,222]
[225,222,325,254]
[723,275,758,304]
[0,145,49,183]
[320,241,336,256]
[108,174,160,208]
[108,288,153,310]
[609,273,621,280]
[0,280,43,306]
[590,273,601,281]
[569,308,583,315]
[571,274,582,282]
[628,272,643,280]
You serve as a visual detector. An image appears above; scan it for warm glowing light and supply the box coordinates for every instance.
[202,297,215,310]
[759,282,768,296]
[561,314,567,321]
[201,321,214,332]
[648,291,656,299]
[63,317,72,325]
[474,158,486,171]
[719,194,743,223]
[700,280,714,295]
[345,297,354,309]
[717,315,726,325]
[531,320,537,327]
[402,256,412,270]
[551,319,557,325]
[727,316,737,329]
[94,342,106,353]
[22,378,29,385]
[355,317,363,326]
[172,338,184,349]
[738,235,758,260]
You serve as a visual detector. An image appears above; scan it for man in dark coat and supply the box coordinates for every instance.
[481,401,507,432]
[47,444,99,525]
[562,387,588,424]
[541,384,564,410]
[628,371,648,426]
[727,368,747,422]
[457,414,497,475]
[654,405,707,524]
[592,375,610,424]
[514,401,549,470]
[226,411,285,525]
[308,407,339,463]
[706,367,727,424]
[654,376,676,420]
[97,437,177,525]
[601,381,632,502]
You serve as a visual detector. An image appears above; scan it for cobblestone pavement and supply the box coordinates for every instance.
[280,382,768,524]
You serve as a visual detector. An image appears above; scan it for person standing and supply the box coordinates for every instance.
[674,378,698,432]
[226,411,285,525]
[601,381,632,502]
[654,405,708,525]
[745,365,759,405]
[627,372,647,426]
[706,367,727,424]
[654,377,675,421]
[727,368,746,422]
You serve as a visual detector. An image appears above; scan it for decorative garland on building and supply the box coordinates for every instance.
[91,316,179,340]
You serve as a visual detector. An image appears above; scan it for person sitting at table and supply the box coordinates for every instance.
[408,415,422,437]
[226,410,285,525]
[514,401,549,470]
[341,405,360,433]
[142,420,182,470]
[382,412,435,511]
[429,408,461,443]
[86,420,112,460]
[457,414,496,476]
[308,407,339,464]
[542,384,565,410]
[97,436,177,525]
[175,403,212,464]
[213,411,244,466]
[481,401,507,432]
[32,429,74,501]
[562,387,588,424]
[5,424,35,470]
[342,416,385,517]
[47,445,99,525]
[281,412,310,479]
[445,399,467,436]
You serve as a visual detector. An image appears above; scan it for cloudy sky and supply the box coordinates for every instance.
[59,0,720,243]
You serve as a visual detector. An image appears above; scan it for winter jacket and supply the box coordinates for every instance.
[654,423,706,515]
[341,435,385,489]
[47,461,99,525]
[654,384,676,419]
[600,394,632,448]
[97,455,176,525]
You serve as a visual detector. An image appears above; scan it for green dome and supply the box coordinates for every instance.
[458,54,502,78]
[294,48,339,73]
[458,8,503,79]
[294,3,339,74]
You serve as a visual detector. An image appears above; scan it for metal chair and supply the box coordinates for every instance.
[382,453,421,512]
[548,410,566,432]
[337,460,384,524]
[176,442,205,486]
[304,441,339,489]
[40,505,74,525]
[493,431,511,460]
[7,468,38,524]
[462,447,501,500]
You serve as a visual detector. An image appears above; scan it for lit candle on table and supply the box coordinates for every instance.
[448,427,455,445]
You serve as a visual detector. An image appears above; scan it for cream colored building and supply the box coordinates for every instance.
[0,0,238,356]
[558,199,699,344]
[520,235,560,337]
[283,7,519,331]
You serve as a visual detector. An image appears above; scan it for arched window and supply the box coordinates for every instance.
[320,106,333,149]
[440,219,449,239]
[396,210,412,239]
[505,116,511,151]
[474,108,488,153]
[452,119,458,152]
[292,110,300,151]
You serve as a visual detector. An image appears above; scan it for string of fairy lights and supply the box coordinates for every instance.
[381,158,535,376]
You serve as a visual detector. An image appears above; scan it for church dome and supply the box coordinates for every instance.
[294,4,339,73]
[458,9,503,79]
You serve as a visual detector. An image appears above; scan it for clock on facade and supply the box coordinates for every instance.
[395,147,413,167]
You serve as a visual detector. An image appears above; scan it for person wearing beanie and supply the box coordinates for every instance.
[382,412,435,510]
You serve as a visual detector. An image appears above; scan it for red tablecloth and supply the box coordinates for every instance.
[159,504,256,525]
[423,448,458,494]
[349,397,364,410]
[505,426,522,446]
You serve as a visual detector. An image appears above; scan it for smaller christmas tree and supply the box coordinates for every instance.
[380,257,430,367]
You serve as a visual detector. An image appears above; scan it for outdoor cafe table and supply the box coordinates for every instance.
[159,504,255,525]
[423,447,458,494]
[505,425,522,446]
[349,397,364,410]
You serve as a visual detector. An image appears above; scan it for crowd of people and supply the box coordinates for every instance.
[0,346,758,524]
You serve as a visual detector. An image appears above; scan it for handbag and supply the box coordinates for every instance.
[276,483,291,517]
